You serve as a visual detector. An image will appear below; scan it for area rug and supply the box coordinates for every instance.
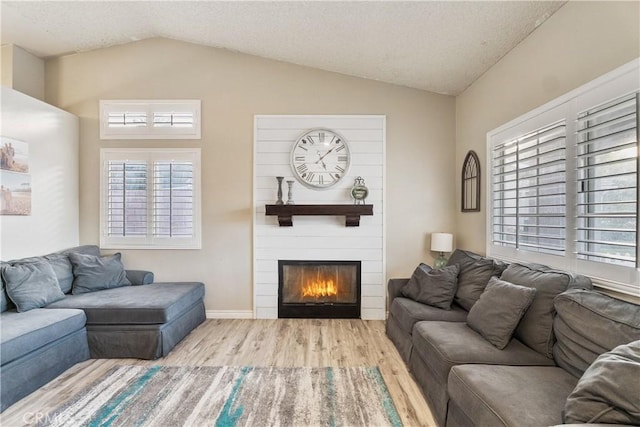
[40,365,403,427]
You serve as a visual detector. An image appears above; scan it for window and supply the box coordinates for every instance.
[100,100,201,139]
[488,59,639,295]
[100,149,201,249]
[492,121,567,256]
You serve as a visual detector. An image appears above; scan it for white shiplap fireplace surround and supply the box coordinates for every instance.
[253,115,386,320]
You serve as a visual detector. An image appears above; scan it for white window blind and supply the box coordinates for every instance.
[576,93,638,268]
[100,100,201,139]
[106,161,147,237]
[492,122,566,256]
[101,149,201,249]
[488,59,639,295]
[152,162,194,238]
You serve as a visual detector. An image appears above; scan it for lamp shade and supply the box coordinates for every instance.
[431,233,453,253]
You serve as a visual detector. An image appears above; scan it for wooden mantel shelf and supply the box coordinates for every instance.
[265,204,373,227]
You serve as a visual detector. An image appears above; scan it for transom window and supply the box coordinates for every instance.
[100,100,201,139]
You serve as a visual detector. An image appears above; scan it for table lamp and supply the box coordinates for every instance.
[431,232,453,269]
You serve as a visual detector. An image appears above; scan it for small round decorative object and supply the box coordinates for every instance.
[351,176,368,205]
[290,128,351,190]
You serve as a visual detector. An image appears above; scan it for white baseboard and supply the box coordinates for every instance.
[206,310,254,319]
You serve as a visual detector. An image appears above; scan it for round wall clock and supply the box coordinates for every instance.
[290,128,351,190]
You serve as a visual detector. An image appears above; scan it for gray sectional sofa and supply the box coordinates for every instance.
[0,245,206,412]
[387,249,640,427]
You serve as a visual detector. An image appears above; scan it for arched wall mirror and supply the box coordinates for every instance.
[461,150,480,212]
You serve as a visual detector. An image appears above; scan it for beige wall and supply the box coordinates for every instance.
[1,45,45,100]
[45,38,456,312]
[455,1,640,254]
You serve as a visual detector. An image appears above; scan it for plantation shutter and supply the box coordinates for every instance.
[106,161,148,237]
[576,92,638,268]
[100,100,201,139]
[492,122,567,255]
[153,161,195,238]
[101,149,201,249]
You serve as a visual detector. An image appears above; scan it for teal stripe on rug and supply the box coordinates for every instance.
[367,367,403,427]
[215,366,252,427]
[89,365,161,427]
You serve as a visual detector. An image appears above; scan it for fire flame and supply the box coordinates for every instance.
[302,279,338,298]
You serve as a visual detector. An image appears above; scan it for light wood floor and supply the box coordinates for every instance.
[1,319,435,426]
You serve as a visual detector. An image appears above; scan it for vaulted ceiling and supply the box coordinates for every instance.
[1,1,566,95]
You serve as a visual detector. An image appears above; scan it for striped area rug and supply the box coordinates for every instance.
[40,365,403,427]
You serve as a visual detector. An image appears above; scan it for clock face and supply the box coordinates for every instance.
[290,128,350,189]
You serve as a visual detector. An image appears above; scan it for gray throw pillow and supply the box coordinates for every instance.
[467,277,536,349]
[401,263,459,310]
[563,340,640,425]
[446,249,507,311]
[2,260,65,312]
[502,263,579,358]
[69,252,131,295]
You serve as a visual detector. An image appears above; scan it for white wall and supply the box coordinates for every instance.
[0,86,79,260]
[454,1,640,254]
[254,115,385,320]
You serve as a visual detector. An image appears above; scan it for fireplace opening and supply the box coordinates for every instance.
[278,260,361,319]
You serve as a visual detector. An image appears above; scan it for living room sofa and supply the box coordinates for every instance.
[386,249,640,426]
[0,245,206,412]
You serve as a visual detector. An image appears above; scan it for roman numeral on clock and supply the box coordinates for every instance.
[305,172,315,182]
[335,165,345,173]
[294,156,305,162]
[296,164,308,174]
[318,175,324,185]
[337,155,348,163]
[305,136,315,145]
[335,144,345,152]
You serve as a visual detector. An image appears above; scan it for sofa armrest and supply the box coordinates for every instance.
[126,270,154,285]
[388,278,409,306]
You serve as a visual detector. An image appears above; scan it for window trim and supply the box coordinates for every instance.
[99,100,201,140]
[100,148,202,250]
[486,58,640,296]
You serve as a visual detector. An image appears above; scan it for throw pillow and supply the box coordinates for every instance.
[501,263,579,358]
[401,263,459,310]
[563,340,640,425]
[446,249,507,311]
[69,252,131,295]
[466,277,536,349]
[2,260,65,312]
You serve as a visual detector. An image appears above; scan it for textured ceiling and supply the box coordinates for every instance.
[1,1,566,95]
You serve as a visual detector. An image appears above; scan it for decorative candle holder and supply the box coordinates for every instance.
[286,180,295,205]
[275,176,284,205]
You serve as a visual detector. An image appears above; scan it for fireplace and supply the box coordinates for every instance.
[278,260,361,319]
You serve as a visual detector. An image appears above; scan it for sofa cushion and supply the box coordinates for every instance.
[389,297,467,335]
[69,252,131,295]
[46,282,205,325]
[553,289,640,378]
[0,261,13,312]
[2,261,65,312]
[448,365,577,427]
[501,263,587,358]
[0,308,86,365]
[446,249,507,311]
[467,277,536,349]
[563,340,640,425]
[402,263,459,310]
[411,321,554,385]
